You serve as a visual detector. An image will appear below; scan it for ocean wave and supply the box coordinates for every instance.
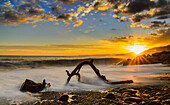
[0,58,122,71]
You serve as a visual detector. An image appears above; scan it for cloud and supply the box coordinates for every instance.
[125,0,155,14]
[57,13,73,20]
[73,19,83,27]
[130,21,168,29]
[32,25,37,28]
[0,44,116,56]
[150,32,159,36]
[93,2,110,11]
[51,5,62,13]
[112,14,129,22]
[28,8,43,15]
[131,5,170,23]
[102,36,135,43]
[84,29,95,33]
[59,0,77,5]
[0,0,169,28]
[102,27,170,47]
[18,3,35,11]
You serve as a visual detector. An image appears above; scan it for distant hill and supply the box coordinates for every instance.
[142,44,170,55]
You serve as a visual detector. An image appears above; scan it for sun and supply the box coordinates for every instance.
[127,44,147,55]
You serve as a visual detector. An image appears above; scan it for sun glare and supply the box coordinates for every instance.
[127,44,147,55]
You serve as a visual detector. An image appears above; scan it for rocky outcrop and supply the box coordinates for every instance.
[118,51,170,65]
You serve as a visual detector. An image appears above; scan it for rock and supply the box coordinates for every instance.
[20,79,46,93]
[71,95,78,99]
[59,95,69,102]
[162,99,170,104]
[104,93,116,99]
[124,97,142,104]
[126,89,139,94]
[71,100,78,103]
[116,88,126,93]
[149,101,161,105]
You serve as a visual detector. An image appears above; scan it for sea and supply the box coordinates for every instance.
[0,56,170,104]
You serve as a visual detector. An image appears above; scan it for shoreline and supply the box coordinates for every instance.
[22,84,170,105]
[22,73,170,105]
[0,62,169,104]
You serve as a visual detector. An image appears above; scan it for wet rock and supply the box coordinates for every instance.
[104,93,116,99]
[71,100,78,103]
[20,79,46,93]
[163,99,170,104]
[149,101,161,105]
[58,95,69,102]
[116,88,126,93]
[71,95,78,99]
[124,97,142,104]
[126,89,139,94]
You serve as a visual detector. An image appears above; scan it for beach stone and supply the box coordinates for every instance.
[71,95,78,99]
[149,101,161,105]
[71,100,78,103]
[58,95,69,102]
[124,97,142,104]
[126,89,139,94]
[162,99,170,104]
[116,88,126,93]
[104,93,116,99]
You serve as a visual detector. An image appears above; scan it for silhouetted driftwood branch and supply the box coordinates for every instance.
[65,59,133,85]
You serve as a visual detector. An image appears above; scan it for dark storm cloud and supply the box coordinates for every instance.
[126,0,155,14]
[150,21,168,28]
[157,15,169,19]
[131,5,170,23]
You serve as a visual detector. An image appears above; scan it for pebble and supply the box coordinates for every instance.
[124,97,142,104]
[58,95,69,102]
[71,95,78,99]
[104,93,116,99]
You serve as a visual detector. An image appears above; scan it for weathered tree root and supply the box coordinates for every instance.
[65,59,133,85]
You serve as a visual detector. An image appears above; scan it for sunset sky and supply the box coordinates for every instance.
[0,0,169,57]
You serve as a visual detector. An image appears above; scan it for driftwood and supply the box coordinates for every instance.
[20,79,50,93]
[65,59,133,85]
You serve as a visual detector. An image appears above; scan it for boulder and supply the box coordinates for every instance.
[20,79,47,93]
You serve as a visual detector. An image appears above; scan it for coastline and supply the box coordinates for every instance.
[23,84,170,105]
[21,73,170,105]
[0,59,169,104]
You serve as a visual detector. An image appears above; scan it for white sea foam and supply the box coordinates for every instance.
[0,64,169,104]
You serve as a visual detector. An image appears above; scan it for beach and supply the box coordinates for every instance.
[0,57,169,104]
[23,85,170,105]
[1,0,170,104]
